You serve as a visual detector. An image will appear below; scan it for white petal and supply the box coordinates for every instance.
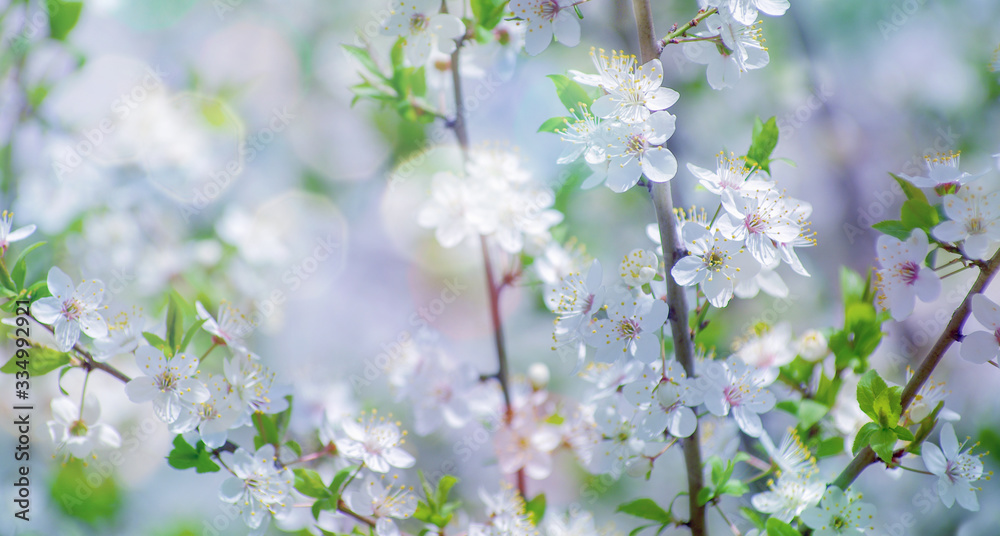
[47,266,74,300]
[641,148,678,183]
[524,21,554,56]
[972,293,1000,330]
[552,10,580,47]
[960,331,1000,364]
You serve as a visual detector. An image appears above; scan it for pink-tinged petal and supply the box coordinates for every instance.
[523,21,554,56]
[220,477,246,502]
[51,397,79,425]
[524,449,553,480]
[78,311,108,339]
[125,377,159,403]
[47,266,74,300]
[972,293,1000,331]
[921,442,948,476]
[940,423,959,460]
[551,10,580,47]
[54,317,80,352]
[883,281,915,322]
[913,267,941,302]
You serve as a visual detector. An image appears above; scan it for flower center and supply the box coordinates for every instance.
[626,133,647,156]
[897,261,919,285]
[706,249,725,271]
[831,515,847,530]
[934,182,960,196]
[156,371,178,392]
[617,318,640,340]
[535,0,559,20]
[967,217,985,235]
[61,298,83,321]
[409,13,429,34]
[70,420,88,437]
[743,212,766,234]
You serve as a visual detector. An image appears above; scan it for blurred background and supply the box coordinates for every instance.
[1,0,1000,534]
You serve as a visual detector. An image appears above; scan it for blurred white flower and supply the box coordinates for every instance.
[750,472,824,522]
[795,329,828,362]
[716,189,801,266]
[545,509,601,536]
[471,485,535,536]
[220,444,294,535]
[345,477,417,536]
[962,293,1000,364]
[47,395,121,458]
[125,347,210,423]
[933,184,1000,260]
[0,210,35,254]
[494,408,561,479]
[874,230,940,321]
[337,413,416,473]
[707,0,789,26]
[900,151,987,194]
[510,0,581,56]
[93,306,143,362]
[33,267,109,351]
[224,352,289,424]
[800,486,876,536]
[734,323,795,369]
[196,300,257,357]
[556,108,608,166]
[622,362,700,438]
[903,368,959,423]
[922,423,985,511]
[381,0,465,66]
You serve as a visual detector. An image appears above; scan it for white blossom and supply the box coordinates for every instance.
[345,477,418,536]
[47,395,121,458]
[683,14,769,90]
[382,0,465,66]
[585,290,667,363]
[932,184,1000,260]
[874,230,940,321]
[0,210,35,253]
[219,444,294,535]
[510,0,581,56]
[125,347,210,423]
[336,412,416,473]
[800,486,876,536]
[33,267,108,351]
[922,423,986,511]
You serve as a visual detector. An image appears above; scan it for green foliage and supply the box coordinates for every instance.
[253,412,281,449]
[166,292,185,355]
[525,493,546,525]
[697,454,750,506]
[2,346,71,376]
[853,370,911,462]
[765,517,800,536]
[546,74,596,113]
[48,1,83,41]
[829,268,884,373]
[50,458,122,524]
[305,465,359,520]
[616,498,673,536]
[538,116,571,133]
[890,172,927,203]
[745,117,779,173]
[471,0,509,30]
[871,174,940,240]
[413,472,461,529]
[166,435,220,473]
[345,39,437,123]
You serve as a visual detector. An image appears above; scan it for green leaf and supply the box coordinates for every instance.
[471,0,509,30]
[538,116,571,133]
[870,428,898,462]
[775,399,799,415]
[166,293,184,355]
[891,172,927,203]
[871,220,912,241]
[816,437,846,458]
[740,507,765,530]
[856,370,888,420]
[853,422,882,455]
[343,45,389,82]
[48,1,83,41]
[696,486,714,506]
[0,262,14,291]
[766,517,800,536]
[900,199,939,232]
[179,318,206,353]
[894,426,915,441]
[745,117,779,173]
[253,412,281,448]
[718,479,749,497]
[329,465,358,497]
[294,468,332,499]
[1,346,71,376]
[434,474,458,506]
[708,456,726,487]
[11,241,45,290]
[51,458,121,524]
[311,498,335,520]
[166,435,220,473]
[547,74,594,113]
[526,493,546,525]
[616,498,672,523]
[142,332,168,354]
[797,400,829,430]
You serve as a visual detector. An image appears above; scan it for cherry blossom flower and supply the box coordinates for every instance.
[751,472,824,522]
[125,347,210,424]
[932,184,1000,260]
[394,342,480,435]
[545,510,601,536]
[93,306,143,361]
[196,300,256,356]
[580,52,679,124]
[171,373,242,448]
[800,486,876,536]
[47,394,121,458]
[734,323,795,369]
[961,294,1000,364]
[220,444,294,535]
[671,221,760,308]
[418,172,497,248]
[344,477,418,536]
[874,230,940,321]
[696,358,775,437]
[224,352,290,425]
[716,189,801,266]
[494,412,561,479]
[470,485,536,536]
[623,362,700,438]
[922,423,985,511]
[381,0,465,66]
[683,14,769,90]
[556,108,608,166]
[585,290,667,363]
[903,368,959,423]
[590,394,648,476]
[685,152,773,196]
[707,0,790,26]
[603,111,678,191]
[510,0,580,56]
[33,267,109,351]
[0,210,35,254]
[337,412,416,473]
[900,151,987,194]
[795,329,828,362]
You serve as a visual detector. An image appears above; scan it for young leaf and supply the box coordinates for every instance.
[1,346,71,376]
[765,517,800,536]
[547,74,594,113]
[852,422,882,455]
[870,428,898,462]
[745,117,779,173]
[48,1,83,41]
[616,498,672,523]
[900,199,939,232]
[11,241,45,290]
[166,435,220,473]
[871,220,912,241]
[526,493,546,525]
[538,116,571,133]
[890,172,927,204]
[294,468,332,499]
[856,370,888,420]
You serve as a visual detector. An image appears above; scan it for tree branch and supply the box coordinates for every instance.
[631,1,706,534]
[832,247,1000,490]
